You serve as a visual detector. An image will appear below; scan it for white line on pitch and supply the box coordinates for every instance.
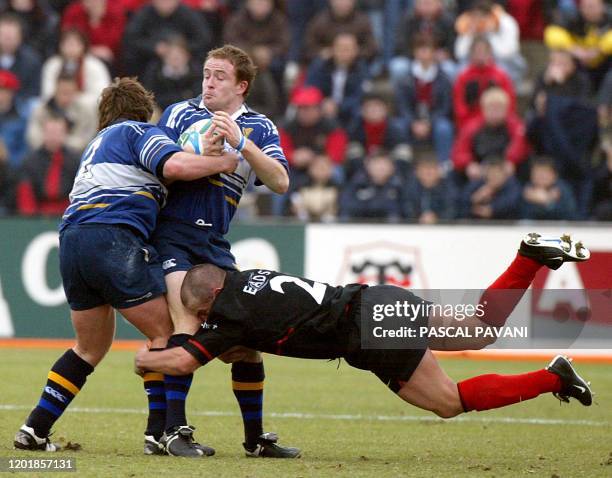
[0,404,608,427]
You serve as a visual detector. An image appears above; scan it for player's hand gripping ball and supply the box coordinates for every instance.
[177,118,224,156]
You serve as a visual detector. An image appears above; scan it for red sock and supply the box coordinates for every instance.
[457,369,562,412]
[478,254,542,326]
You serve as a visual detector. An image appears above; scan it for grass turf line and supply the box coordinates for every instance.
[1,349,611,477]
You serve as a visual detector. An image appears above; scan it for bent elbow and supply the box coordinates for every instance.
[274,174,290,195]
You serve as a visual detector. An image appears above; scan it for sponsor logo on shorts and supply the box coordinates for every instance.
[195,219,213,227]
[45,386,67,403]
[162,259,177,270]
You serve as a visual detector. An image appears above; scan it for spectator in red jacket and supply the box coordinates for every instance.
[16,113,80,216]
[453,36,515,128]
[452,87,529,181]
[61,0,127,69]
[279,86,348,166]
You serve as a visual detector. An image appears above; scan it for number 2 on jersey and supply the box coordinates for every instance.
[269,275,326,305]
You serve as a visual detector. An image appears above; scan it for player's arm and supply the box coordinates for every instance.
[212,111,289,194]
[134,126,238,183]
[135,346,201,375]
[162,151,238,182]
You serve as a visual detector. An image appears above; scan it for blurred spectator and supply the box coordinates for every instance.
[340,150,404,220]
[346,92,407,159]
[183,0,228,47]
[279,86,348,166]
[291,153,339,222]
[521,156,577,220]
[0,69,27,166]
[16,113,80,215]
[460,156,521,219]
[122,0,212,77]
[506,0,556,84]
[453,87,529,181]
[223,0,289,86]
[527,89,599,219]
[453,36,515,127]
[396,35,454,164]
[142,34,201,110]
[544,0,612,88]
[305,32,370,124]
[390,0,457,85]
[530,49,591,109]
[27,73,97,153]
[0,138,15,214]
[599,68,612,121]
[285,0,326,64]
[359,0,411,69]
[304,0,378,63]
[271,145,316,216]
[0,13,41,103]
[247,44,284,121]
[61,0,127,69]
[1,0,59,58]
[403,152,456,223]
[506,0,552,41]
[592,127,612,220]
[455,0,525,83]
[591,69,612,220]
[41,28,111,107]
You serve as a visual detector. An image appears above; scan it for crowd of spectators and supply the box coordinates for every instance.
[0,0,610,222]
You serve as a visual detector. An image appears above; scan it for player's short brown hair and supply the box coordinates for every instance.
[181,264,227,313]
[205,45,257,97]
[97,77,155,130]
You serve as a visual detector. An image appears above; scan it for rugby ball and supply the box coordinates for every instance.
[177,118,221,154]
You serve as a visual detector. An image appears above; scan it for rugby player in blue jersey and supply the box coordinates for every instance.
[152,45,298,458]
[14,78,238,455]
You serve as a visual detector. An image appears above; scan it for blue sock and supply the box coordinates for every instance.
[26,349,94,437]
[232,361,265,448]
[164,334,193,431]
[143,357,166,440]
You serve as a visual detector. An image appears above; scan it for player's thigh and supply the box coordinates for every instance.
[428,313,496,351]
[164,270,201,334]
[71,305,115,367]
[397,349,463,418]
[118,295,173,347]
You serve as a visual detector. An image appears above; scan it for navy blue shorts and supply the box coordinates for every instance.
[151,220,237,274]
[59,224,166,311]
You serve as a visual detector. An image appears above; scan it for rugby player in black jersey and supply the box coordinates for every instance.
[136,233,594,439]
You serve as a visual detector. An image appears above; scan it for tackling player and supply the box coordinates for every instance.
[14,78,238,453]
[136,234,594,431]
[151,45,297,458]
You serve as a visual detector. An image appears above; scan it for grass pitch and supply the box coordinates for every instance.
[1,348,611,477]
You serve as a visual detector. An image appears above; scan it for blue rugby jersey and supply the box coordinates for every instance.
[157,97,288,234]
[60,120,182,238]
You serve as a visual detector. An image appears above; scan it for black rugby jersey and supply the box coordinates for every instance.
[183,269,365,364]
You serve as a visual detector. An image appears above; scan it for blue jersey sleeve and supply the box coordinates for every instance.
[254,119,289,186]
[132,125,182,177]
[157,102,189,142]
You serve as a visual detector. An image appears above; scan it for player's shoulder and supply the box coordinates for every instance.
[241,106,279,134]
[160,96,204,127]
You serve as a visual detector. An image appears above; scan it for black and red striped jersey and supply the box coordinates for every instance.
[182,269,365,365]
